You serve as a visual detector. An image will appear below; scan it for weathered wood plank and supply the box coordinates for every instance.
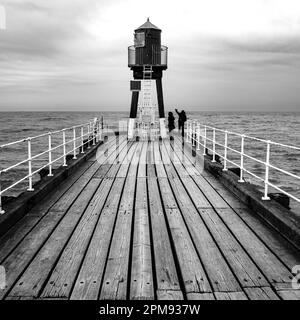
[6,178,102,299]
[276,290,300,300]
[158,177,212,294]
[130,178,154,300]
[234,208,300,270]
[215,291,248,300]
[244,287,279,300]
[157,290,184,300]
[70,178,126,300]
[100,143,140,299]
[147,177,181,294]
[153,141,167,178]
[41,178,114,298]
[187,293,215,300]
[166,179,241,293]
[137,142,148,178]
[199,208,269,287]
[216,208,293,284]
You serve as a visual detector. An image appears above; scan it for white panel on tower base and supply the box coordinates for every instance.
[159,118,167,138]
[128,118,135,139]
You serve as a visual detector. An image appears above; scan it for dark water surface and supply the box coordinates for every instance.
[0,111,299,212]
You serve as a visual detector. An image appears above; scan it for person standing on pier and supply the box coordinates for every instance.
[175,109,187,137]
[168,112,175,133]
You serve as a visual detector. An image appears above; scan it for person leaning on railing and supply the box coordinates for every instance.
[175,109,187,137]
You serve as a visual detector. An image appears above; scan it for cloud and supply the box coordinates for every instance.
[0,0,300,110]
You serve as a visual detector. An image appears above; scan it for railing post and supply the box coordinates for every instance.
[87,123,91,149]
[0,171,5,214]
[262,141,271,200]
[203,125,207,156]
[98,121,102,141]
[73,127,77,159]
[192,120,196,147]
[27,138,34,191]
[223,130,228,171]
[212,128,216,162]
[197,122,201,150]
[81,126,84,154]
[48,132,53,177]
[238,135,245,182]
[186,120,190,143]
[62,129,67,166]
[92,122,96,146]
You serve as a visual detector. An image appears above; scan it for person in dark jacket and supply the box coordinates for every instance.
[175,109,187,137]
[168,112,175,133]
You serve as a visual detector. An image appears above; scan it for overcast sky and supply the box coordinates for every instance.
[0,0,300,111]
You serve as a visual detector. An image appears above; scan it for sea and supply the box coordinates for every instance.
[0,111,299,212]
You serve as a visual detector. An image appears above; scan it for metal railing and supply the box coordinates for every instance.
[128,45,168,67]
[0,119,103,214]
[186,119,300,204]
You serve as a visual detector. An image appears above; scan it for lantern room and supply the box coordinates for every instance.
[128,18,168,70]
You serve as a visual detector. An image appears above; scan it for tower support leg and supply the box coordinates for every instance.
[128,91,139,139]
[156,78,167,138]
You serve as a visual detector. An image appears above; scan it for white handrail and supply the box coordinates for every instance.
[186,119,300,205]
[0,119,103,214]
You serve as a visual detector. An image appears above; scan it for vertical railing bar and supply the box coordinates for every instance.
[262,140,271,200]
[62,129,67,166]
[212,128,216,162]
[197,122,201,150]
[223,130,228,171]
[48,132,53,176]
[73,127,77,160]
[27,138,34,191]
[87,123,91,149]
[81,126,84,154]
[239,134,245,182]
[203,125,207,156]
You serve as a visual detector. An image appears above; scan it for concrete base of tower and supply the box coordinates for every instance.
[127,118,135,139]
[159,118,167,139]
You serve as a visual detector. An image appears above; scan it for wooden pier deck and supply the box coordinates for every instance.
[0,135,299,300]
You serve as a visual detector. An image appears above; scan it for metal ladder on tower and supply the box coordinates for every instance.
[138,65,156,139]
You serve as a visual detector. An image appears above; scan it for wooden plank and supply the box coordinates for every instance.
[147,142,156,179]
[158,177,212,294]
[166,178,241,293]
[147,178,182,294]
[215,291,248,300]
[6,178,102,299]
[157,290,184,300]
[234,208,300,270]
[173,136,246,209]
[41,178,114,298]
[130,178,154,300]
[153,141,167,178]
[0,160,95,263]
[276,290,300,300]
[100,143,140,299]
[137,142,148,178]
[0,211,65,300]
[199,208,269,287]
[216,208,293,284]
[116,143,138,178]
[70,178,126,300]
[244,287,280,300]
[191,175,230,209]
[187,293,215,300]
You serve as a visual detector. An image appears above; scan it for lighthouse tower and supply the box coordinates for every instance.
[127,18,168,139]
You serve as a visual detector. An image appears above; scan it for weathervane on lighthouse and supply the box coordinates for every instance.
[127,18,168,139]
